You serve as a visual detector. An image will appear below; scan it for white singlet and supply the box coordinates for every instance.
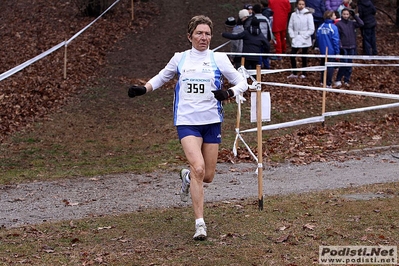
[148,48,247,126]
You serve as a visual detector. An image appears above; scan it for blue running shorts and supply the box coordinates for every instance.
[177,123,222,144]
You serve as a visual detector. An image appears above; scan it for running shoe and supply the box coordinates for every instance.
[179,169,190,202]
[193,223,207,240]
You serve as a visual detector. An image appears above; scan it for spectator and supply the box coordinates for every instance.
[224,16,236,33]
[231,13,248,68]
[316,10,340,87]
[305,0,326,50]
[287,0,315,79]
[335,8,364,87]
[349,1,357,10]
[244,4,253,15]
[337,0,351,16]
[222,17,270,70]
[253,4,274,68]
[358,0,377,55]
[269,0,291,57]
[239,8,252,30]
[260,0,274,27]
[224,16,242,68]
[252,4,273,41]
[325,0,341,11]
[334,10,341,23]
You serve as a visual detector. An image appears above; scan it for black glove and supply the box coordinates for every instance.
[212,89,234,101]
[128,85,147,98]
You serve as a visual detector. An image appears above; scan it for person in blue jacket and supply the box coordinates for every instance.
[316,10,340,87]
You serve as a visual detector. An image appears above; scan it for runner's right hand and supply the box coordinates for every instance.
[128,85,147,98]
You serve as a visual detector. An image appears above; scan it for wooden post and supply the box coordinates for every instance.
[235,57,246,151]
[256,64,263,211]
[63,40,67,80]
[322,47,328,115]
[397,0,399,26]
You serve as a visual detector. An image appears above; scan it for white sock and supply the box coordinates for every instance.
[195,218,205,226]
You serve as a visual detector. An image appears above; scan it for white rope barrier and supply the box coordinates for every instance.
[246,62,399,75]
[0,0,121,82]
[326,62,399,67]
[224,51,399,61]
[247,66,326,75]
[261,82,399,100]
[233,130,259,161]
[323,102,399,117]
[227,53,399,159]
[241,116,325,133]
[0,41,67,82]
[240,101,399,134]
[212,41,231,51]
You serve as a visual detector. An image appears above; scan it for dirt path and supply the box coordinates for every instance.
[1,151,398,228]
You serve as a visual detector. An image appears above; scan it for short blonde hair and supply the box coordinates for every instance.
[323,10,335,20]
[187,15,213,38]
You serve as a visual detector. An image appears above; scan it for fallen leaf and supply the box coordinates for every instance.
[98,226,113,230]
[42,246,55,253]
[303,223,316,231]
[275,234,290,243]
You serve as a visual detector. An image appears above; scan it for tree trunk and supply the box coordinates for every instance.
[397,0,399,26]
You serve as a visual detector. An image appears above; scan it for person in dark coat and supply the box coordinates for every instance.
[358,0,377,55]
[260,0,274,22]
[335,8,364,87]
[306,0,326,49]
[222,17,270,69]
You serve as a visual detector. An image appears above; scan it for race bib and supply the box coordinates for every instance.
[181,78,213,101]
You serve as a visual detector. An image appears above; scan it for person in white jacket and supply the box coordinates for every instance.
[287,0,315,79]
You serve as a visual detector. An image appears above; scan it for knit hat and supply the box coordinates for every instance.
[225,16,236,27]
[244,4,253,10]
[238,9,250,19]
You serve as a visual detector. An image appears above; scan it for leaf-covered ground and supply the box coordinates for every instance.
[0,0,159,142]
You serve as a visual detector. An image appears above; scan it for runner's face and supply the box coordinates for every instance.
[189,24,212,51]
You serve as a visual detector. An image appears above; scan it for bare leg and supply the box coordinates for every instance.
[180,136,218,219]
